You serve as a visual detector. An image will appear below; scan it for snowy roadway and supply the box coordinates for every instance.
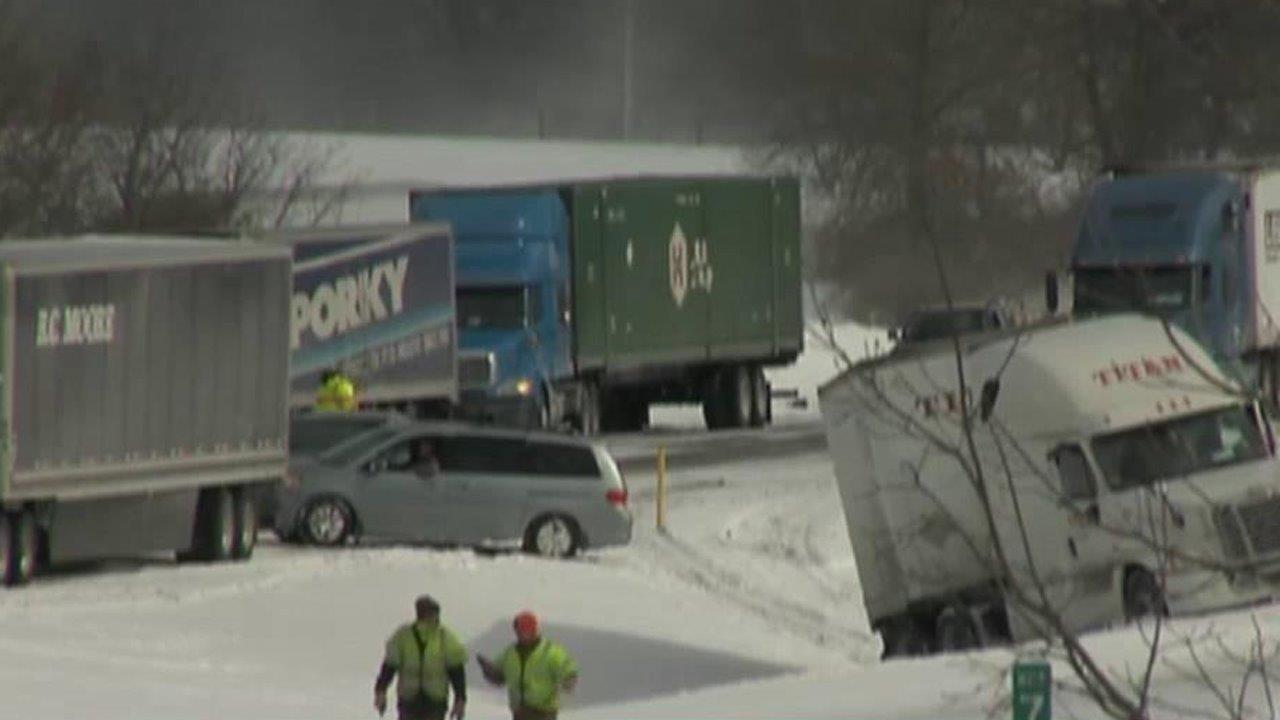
[3,444,1280,718]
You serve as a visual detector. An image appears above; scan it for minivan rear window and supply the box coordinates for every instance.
[434,436,599,478]
[529,443,600,478]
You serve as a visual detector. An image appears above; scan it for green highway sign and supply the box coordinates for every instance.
[1012,659,1051,720]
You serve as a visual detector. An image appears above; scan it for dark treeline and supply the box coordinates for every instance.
[11,1,1280,323]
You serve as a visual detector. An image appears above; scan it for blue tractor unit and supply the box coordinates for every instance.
[414,189,571,429]
[1068,166,1280,405]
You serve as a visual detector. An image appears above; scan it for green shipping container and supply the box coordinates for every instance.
[569,176,802,373]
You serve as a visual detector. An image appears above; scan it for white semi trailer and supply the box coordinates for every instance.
[820,313,1280,655]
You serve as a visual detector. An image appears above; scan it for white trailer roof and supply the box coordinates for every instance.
[821,313,1242,439]
[0,236,291,272]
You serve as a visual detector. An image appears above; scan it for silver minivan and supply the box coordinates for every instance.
[275,416,632,557]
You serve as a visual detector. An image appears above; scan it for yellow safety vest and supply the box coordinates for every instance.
[316,375,357,411]
[497,639,578,713]
[384,621,467,702]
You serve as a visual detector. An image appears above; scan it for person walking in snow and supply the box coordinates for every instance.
[375,594,468,720]
[476,611,578,720]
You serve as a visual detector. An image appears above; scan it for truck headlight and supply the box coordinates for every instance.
[514,378,534,396]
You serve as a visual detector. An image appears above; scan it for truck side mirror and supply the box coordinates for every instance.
[1045,272,1060,315]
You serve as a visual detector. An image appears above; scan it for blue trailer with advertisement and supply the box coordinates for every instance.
[258,224,458,417]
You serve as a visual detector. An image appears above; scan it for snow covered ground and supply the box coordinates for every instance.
[4,449,1279,719]
[4,321,1279,719]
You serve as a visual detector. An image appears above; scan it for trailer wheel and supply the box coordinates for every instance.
[727,363,752,425]
[232,488,258,561]
[749,365,769,427]
[0,513,13,587]
[576,383,601,436]
[180,488,236,562]
[10,510,38,586]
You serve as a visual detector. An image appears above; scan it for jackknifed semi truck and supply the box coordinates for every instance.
[0,237,292,586]
[821,313,1280,655]
[410,175,803,433]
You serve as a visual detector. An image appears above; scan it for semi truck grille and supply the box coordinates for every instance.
[458,352,495,389]
[1237,496,1280,556]
[1215,506,1249,560]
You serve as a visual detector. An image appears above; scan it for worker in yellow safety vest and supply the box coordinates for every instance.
[374,594,468,720]
[477,611,579,720]
[315,368,357,411]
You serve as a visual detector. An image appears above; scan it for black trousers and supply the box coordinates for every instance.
[398,694,448,720]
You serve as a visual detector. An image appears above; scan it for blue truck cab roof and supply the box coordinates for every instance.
[1074,171,1240,266]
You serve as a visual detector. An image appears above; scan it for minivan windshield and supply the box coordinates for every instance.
[1091,405,1267,491]
[320,427,401,467]
[457,286,525,329]
[291,417,389,456]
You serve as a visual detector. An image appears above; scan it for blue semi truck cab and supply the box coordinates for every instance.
[1067,166,1280,404]
[413,190,572,428]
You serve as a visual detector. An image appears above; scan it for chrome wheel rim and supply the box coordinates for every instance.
[534,518,574,557]
[307,503,347,544]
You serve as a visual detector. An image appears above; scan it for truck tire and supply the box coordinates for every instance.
[232,488,258,561]
[9,510,38,586]
[576,383,601,436]
[749,365,769,427]
[0,513,13,587]
[706,365,751,431]
[180,488,236,563]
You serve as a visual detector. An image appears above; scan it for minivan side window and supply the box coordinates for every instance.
[1052,444,1097,501]
[436,436,527,474]
[529,442,600,478]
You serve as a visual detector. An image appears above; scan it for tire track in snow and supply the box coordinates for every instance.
[632,528,877,663]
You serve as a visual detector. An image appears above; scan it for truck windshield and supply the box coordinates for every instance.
[900,309,996,343]
[1091,405,1267,491]
[457,286,526,329]
[1074,266,1194,313]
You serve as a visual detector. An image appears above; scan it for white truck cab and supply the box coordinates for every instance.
[819,313,1280,656]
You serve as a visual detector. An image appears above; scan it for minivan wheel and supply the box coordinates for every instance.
[303,498,353,546]
[524,515,580,558]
